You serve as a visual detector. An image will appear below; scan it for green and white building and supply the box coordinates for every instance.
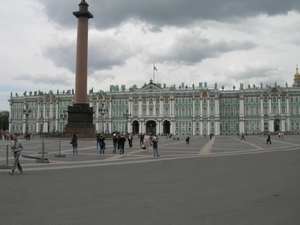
[8,68,300,135]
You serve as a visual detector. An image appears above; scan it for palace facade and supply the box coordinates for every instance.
[8,68,300,135]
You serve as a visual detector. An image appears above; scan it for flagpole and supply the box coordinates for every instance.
[153,63,155,83]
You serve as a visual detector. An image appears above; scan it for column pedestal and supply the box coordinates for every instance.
[65,103,95,135]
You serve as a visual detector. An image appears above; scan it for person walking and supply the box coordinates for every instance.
[9,133,23,175]
[128,133,133,147]
[144,133,151,152]
[266,133,272,144]
[96,133,100,148]
[281,132,284,140]
[99,135,106,154]
[152,136,159,157]
[112,134,118,154]
[139,133,144,146]
[119,134,126,154]
[240,132,245,141]
[71,133,78,154]
[186,135,190,144]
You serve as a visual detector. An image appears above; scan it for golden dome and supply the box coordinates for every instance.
[295,66,300,79]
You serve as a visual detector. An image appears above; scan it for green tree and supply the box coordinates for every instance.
[0,110,9,131]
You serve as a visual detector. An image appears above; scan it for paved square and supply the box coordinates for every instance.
[1,135,300,224]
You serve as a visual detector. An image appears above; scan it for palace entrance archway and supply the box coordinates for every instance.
[163,120,170,134]
[146,120,156,134]
[132,121,139,134]
[274,119,280,131]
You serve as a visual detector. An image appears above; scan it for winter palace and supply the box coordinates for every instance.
[8,67,300,135]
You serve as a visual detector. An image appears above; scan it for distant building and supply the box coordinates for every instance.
[8,67,300,135]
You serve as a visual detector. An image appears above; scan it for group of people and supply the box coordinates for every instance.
[139,133,159,157]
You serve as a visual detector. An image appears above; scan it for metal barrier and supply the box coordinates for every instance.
[0,145,13,169]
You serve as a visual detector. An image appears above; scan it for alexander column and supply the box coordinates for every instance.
[65,0,95,135]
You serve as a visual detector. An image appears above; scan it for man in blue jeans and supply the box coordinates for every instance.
[9,133,23,175]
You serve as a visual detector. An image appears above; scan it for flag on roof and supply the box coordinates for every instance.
[153,65,158,71]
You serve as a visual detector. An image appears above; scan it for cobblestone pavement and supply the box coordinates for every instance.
[1,134,299,172]
[1,135,300,225]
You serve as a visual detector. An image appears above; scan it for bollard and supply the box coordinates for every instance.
[0,145,13,169]
[36,139,49,163]
[55,139,66,157]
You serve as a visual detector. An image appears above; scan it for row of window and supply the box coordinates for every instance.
[11,104,300,119]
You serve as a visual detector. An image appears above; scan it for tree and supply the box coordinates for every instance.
[0,110,9,131]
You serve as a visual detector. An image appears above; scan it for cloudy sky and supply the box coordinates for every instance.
[1,0,300,111]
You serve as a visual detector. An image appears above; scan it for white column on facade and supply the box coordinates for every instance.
[207,98,210,117]
[43,101,47,132]
[268,97,272,114]
[22,102,26,134]
[239,98,244,115]
[239,120,244,133]
[139,98,142,116]
[200,120,203,135]
[146,98,149,116]
[192,120,195,135]
[129,99,132,114]
[49,101,53,132]
[286,96,290,115]
[261,117,264,132]
[192,97,195,117]
[207,120,211,134]
[9,103,12,132]
[160,97,163,116]
[260,97,264,116]
[36,101,40,133]
[286,117,290,132]
[200,98,203,116]
[215,98,219,116]
[49,101,53,119]
[214,120,220,135]
[281,119,286,132]
[286,96,290,132]
[269,118,274,132]
[55,101,59,132]
[140,121,144,133]
[171,120,175,134]
[170,99,173,116]
[278,96,281,114]
[96,101,99,132]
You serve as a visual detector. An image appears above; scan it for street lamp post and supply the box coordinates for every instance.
[39,116,44,134]
[23,103,32,140]
[60,110,68,133]
[124,109,131,133]
[98,104,108,133]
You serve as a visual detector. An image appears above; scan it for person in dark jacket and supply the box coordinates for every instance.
[152,136,159,157]
[99,135,106,154]
[185,136,190,144]
[128,133,133,147]
[119,135,126,154]
[112,134,118,154]
[71,134,78,154]
[266,133,272,144]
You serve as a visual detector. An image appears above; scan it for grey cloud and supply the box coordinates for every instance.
[149,38,256,65]
[16,73,73,86]
[40,0,300,29]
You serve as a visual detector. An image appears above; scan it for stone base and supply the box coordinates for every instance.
[65,123,95,135]
[64,103,95,135]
